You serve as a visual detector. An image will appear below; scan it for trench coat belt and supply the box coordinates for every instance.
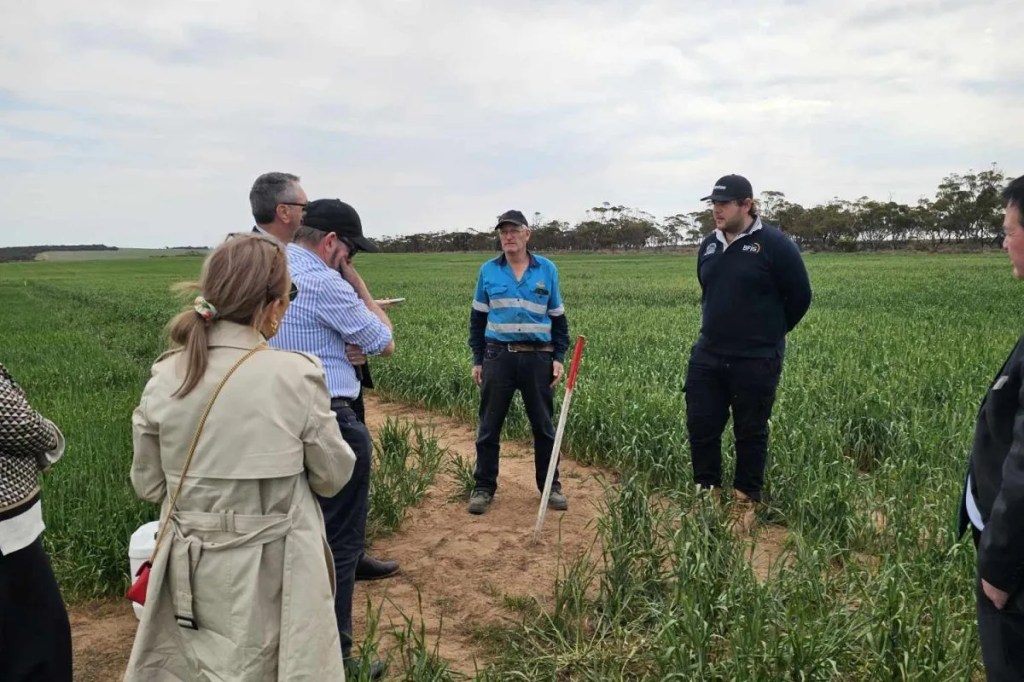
[168,509,293,629]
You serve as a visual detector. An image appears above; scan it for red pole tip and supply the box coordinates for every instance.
[566,336,586,390]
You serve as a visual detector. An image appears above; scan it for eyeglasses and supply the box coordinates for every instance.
[279,202,308,212]
[339,236,359,254]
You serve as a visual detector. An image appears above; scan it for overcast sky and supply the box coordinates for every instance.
[1,0,1021,248]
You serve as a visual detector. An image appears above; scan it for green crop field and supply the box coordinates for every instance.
[0,251,1013,680]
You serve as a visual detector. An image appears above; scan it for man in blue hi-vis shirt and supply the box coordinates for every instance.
[467,210,570,515]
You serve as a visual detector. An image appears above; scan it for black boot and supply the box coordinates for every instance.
[355,555,399,581]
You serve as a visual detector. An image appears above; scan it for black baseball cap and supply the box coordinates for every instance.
[701,174,754,202]
[495,209,529,229]
[302,199,378,253]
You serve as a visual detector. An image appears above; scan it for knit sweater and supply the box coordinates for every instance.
[0,364,60,522]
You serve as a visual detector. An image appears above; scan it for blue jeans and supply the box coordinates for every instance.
[474,344,559,494]
[319,404,370,659]
[684,346,782,501]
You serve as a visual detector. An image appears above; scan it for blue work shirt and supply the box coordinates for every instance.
[469,252,567,362]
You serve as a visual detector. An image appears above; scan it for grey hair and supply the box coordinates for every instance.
[293,226,329,247]
[250,172,301,224]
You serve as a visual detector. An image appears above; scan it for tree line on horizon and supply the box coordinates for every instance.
[375,165,1013,253]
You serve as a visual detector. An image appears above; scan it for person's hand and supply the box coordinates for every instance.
[345,343,367,367]
[550,361,565,388]
[983,579,1010,610]
[472,365,483,386]
[338,255,358,284]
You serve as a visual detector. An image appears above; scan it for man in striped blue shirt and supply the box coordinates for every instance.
[467,210,570,515]
[270,198,393,680]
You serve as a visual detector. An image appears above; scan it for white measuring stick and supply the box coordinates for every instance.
[533,336,586,541]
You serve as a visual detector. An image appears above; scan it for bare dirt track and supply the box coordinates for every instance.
[69,395,788,680]
[69,395,612,680]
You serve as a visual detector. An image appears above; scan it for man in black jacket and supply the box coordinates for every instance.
[685,174,812,527]
[959,174,1024,680]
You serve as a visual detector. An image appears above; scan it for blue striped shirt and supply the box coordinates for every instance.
[270,244,392,399]
[472,253,565,343]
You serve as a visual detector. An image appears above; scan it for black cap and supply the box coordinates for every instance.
[302,199,378,253]
[700,174,754,202]
[495,209,529,229]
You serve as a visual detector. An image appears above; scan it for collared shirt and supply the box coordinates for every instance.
[472,252,565,344]
[966,473,985,530]
[270,245,391,399]
[252,225,282,244]
[713,216,763,251]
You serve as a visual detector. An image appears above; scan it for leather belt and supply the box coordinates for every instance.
[330,397,353,409]
[488,342,554,353]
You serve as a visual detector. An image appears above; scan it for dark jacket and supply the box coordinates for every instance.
[695,220,812,358]
[960,336,1024,592]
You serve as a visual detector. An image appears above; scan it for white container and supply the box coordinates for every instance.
[128,521,160,620]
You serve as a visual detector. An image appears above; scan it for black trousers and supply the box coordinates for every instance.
[972,527,1024,680]
[0,536,72,682]
[319,402,371,660]
[684,346,782,501]
[474,344,559,494]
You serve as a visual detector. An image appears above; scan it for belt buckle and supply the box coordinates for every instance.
[506,343,518,353]
[176,615,199,630]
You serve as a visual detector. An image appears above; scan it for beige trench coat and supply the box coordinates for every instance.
[124,322,356,682]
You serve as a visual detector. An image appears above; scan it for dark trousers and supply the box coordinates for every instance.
[0,536,72,682]
[972,528,1024,680]
[684,346,782,501]
[351,390,366,425]
[320,402,371,659]
[475,344,559,494]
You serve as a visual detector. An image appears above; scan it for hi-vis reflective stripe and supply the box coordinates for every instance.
[487,322,551,334]
[489,298,548,315]
[549,306,565,316]
[472,300,489,312]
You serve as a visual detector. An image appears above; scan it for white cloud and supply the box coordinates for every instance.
[0,0,1021,246]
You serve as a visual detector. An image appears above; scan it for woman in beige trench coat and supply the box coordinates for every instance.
[125,234,356,682]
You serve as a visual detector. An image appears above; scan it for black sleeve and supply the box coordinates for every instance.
[469,310,488,365]
[979,357,1024,592]
[551,314,569,363]
[771,235,812,331]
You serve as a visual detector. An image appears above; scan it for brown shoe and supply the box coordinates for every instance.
[727,490,758,535]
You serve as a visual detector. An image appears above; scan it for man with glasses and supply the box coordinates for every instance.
[467,210,570,515]
[269,198,393,680]
[249,172,308,244]
[959,175,1024,680]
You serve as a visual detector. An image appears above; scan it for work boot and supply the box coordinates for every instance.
[355,555,399,582]
[728,489,758,535]
[468,489,493,515]
[547,489,568,511]
[343,656,387,680]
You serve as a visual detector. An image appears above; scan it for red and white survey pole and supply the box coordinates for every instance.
[533,335,587,542]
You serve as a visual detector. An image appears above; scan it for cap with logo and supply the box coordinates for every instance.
[302,199,378,253]
[700,174,754,202]
[494,209,529,230]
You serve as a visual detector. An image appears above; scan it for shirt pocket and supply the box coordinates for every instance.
[524,281,551,310]
[485,282,509,299]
